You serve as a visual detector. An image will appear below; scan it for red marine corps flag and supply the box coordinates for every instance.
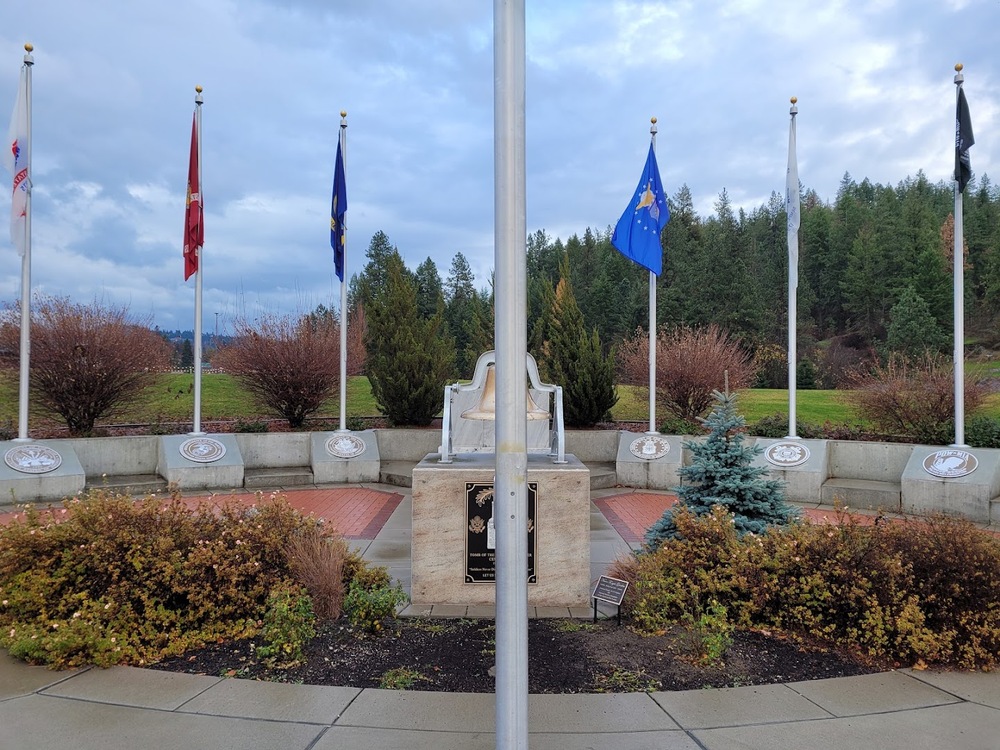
[184,112,202,280]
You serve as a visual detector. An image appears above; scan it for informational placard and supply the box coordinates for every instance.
[592,575,629,606]
[465,481,536,583]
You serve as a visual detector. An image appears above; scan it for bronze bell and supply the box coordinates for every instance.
[461,364,550,421]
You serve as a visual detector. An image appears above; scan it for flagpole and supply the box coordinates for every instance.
[953,64,967,447]
[338,110,348,433]
[14,44,33,442]
[494,0,529,746]
[191,86,204,436]
[647,117,658,434]
[786,97,800,439]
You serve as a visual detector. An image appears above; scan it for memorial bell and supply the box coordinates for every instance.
[461,364,550,421]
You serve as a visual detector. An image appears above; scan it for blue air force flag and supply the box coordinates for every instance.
[611,143,669,275]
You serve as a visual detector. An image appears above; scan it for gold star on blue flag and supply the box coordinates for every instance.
[612,143,669,275]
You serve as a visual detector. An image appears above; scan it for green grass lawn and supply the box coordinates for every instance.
[3,372,999,429]
[611,386,858,425]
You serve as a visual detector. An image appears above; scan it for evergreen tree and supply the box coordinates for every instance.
[886,286,947,358]
[444,252,480,376]
[542,256,618,427]
[180,339,194,369]
[365,252,454,426]
[414,257,444,320]
[645,390,796,549]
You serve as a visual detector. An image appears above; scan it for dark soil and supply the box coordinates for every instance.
[150,617,885,693]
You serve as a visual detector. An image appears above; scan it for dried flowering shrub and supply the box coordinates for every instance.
[615,505,1000,670]
[0,488,366,669]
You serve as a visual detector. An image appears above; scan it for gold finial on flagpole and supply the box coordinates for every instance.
[24,43,33,53]
[340,110,347,118]
[650,116,656,124]
[790,96,797,104]
[955,63,963,72]
[195,86,203,94]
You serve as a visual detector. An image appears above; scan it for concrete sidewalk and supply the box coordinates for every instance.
[2,484,999,749]
[3,651,998,749]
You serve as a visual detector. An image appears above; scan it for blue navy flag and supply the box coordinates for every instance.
[612,143,669,275]
[330,137,347,281]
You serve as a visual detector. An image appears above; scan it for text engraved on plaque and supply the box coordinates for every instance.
[465,481,536,584]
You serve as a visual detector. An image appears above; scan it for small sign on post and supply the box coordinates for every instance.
[592,575,629,625]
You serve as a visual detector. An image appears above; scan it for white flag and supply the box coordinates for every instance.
[785,112,800,291]
[3,67,29,256]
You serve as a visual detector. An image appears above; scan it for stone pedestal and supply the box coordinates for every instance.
[311,430,380,484]
[157,434,244,490]
[901,446,1000,525]
[752,438,830,504]
[615,432,683,490]
[411,452,590,608]
[0,440,85,504]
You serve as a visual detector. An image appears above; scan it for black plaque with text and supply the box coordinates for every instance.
[465,481,536,583]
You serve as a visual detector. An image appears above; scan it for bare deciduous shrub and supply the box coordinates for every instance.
[844,353,989,444]
[215,312,340,428]
[0,296,171,436]
[286,526,354,621]
[617,324,756,420]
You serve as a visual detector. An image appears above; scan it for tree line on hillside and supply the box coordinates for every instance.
[2,171,998,437]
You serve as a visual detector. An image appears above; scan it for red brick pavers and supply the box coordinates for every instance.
[594,492,678,545]
[0,487,403,540]
[591,492,1000,544]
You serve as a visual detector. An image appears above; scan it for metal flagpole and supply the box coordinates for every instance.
[647,117,658,435]
[191,86,205,436]
[338,111,348,433]
[786,97,800,439]
[953,64,967,447]
[14,44,33,442]
[493,0,529,747]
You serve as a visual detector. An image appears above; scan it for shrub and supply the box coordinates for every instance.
[286,526,354,621]
[214,312,340,429]
[966,415,1000,449]
[621,506,1000,670]
[796,358,818,389]
[657,415,704,436]
[255,582,316,667]
[844,353,989,444]
[0,297,172,436]
[344,581,408,634]
[747,413,789,438]
[0,489,354,668]
[234,419,270,433]
[617,324,756,420]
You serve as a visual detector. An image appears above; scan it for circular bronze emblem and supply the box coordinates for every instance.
[325,434,366,458]
[629,435,670,461]
[179,437,227,463]
[4,444,63,474]
[922,449,978,479]
[763,441,811,468]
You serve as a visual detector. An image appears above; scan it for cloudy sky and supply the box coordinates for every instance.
[1,0,997,332]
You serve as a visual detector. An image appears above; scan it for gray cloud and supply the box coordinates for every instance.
[1,0,997,330]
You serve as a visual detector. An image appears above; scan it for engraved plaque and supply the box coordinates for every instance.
[326,433,366,458]
[466,481,536,584]
[628,435,670,461]
[4,444,63,474]
[178,437,227,463]
[922,449,978,479]
[764,441,811,468]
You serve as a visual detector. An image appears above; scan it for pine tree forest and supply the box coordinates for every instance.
[354,171,1000,384]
